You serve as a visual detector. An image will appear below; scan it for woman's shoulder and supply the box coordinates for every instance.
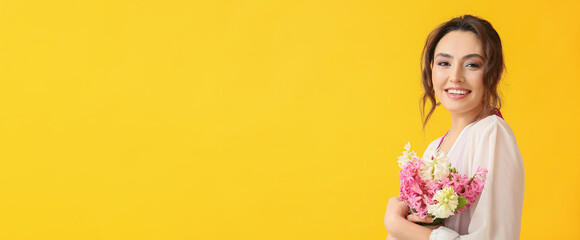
[471,114,514,135]
[467,114,524,174]
[468,114,518,143]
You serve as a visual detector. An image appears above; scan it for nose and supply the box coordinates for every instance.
[449,65,465,83]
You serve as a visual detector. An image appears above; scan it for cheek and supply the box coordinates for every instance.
[470,75,485,93]
[471,80,485,102]
[431,70,445,90]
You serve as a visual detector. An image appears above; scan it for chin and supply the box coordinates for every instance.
[440,100,473,110]
[441,103,481,115]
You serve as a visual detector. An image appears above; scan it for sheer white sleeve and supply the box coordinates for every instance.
[430,118,525,239]
[430,226,460,240]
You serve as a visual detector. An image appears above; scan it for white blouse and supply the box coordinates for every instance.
[426,115,525,240]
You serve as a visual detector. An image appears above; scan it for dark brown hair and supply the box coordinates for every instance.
[420,15,505,128]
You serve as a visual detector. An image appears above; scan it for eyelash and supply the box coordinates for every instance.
[436,61,480,68]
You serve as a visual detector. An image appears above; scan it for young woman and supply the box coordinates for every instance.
[384,15,525,239]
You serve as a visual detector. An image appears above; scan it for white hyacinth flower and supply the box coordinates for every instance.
[419,148,451,182]
[428,187,459,219]
[397,142,417,168]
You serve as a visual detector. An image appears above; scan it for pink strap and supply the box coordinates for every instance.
[436,132,448,150]
[494,109,504,119]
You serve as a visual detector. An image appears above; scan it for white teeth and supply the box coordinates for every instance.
[447,89,469,95]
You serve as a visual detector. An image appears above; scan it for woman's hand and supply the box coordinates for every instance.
[384,197,409,232]
[407,214,443,230]
[406,213,434,224]
[385,197,442,237]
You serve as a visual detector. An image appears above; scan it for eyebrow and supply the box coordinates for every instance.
[435,53,484,60]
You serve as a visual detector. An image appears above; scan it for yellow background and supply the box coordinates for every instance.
[0,0,578,239]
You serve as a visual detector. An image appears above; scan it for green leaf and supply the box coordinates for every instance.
[456,196,468,211]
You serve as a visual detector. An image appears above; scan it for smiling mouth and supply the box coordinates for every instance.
[445,89,472,95]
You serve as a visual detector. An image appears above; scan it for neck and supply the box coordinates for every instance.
[448,107,482,134]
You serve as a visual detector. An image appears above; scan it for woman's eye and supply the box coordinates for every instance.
[437,61,450,66]
[466,63,480,68]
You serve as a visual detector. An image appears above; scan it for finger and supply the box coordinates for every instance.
[424,224,442,230]
[406,214,434,223]
[388,196,401,204]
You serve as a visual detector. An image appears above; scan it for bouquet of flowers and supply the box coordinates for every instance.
[397,142,487,224]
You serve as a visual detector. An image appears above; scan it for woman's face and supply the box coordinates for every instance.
[432,30,485,117]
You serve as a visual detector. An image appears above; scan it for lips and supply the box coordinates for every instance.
[444,87,471,99]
